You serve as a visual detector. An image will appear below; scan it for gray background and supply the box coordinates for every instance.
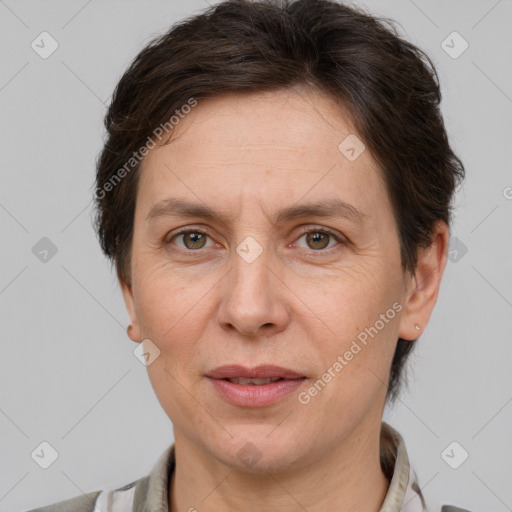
[1,1,511,511]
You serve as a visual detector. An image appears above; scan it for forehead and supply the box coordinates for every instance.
[137,89,388,221]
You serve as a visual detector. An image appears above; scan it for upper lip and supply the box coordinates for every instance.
[206,365,306,380]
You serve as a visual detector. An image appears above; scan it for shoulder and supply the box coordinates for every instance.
[24,490,102,512]
[24,443,174,512]
[24,477,140,512]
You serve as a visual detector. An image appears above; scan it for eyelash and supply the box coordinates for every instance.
[165,225,345,256]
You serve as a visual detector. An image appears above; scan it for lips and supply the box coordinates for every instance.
[206,364,305,381]
[206,365,307,407]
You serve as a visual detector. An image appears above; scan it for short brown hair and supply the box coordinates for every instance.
[93,0,465,403]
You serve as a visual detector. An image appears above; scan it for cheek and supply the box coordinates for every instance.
[311,317,396,422]
[310,263,398,338]
[131,256,224,372]
[309,270,401,401]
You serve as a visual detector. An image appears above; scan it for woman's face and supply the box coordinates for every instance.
[122,88,434,471]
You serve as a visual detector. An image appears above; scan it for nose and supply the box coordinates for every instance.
[216,248,290,338]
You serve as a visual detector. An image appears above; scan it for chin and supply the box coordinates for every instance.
[212,429,305,473]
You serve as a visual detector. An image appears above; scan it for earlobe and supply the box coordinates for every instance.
[119,278,143,343]
[398,221,449,341]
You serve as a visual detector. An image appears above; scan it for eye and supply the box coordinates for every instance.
[167,229,214,251]
[294,227,344,252]
[165,226,345,254]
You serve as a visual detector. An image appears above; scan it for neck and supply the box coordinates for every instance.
[169,418,390,512]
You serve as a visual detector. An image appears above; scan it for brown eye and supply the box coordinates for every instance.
[294,228,344,254]
[305,232,331,250]
[169,230,211,250]
[182,232,207,249]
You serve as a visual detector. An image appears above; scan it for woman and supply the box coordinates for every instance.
[28,0,468,510]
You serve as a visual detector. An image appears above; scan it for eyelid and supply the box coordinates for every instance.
[165,225,214,241]
[294,224,344,239]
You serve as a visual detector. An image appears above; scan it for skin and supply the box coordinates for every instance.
[121,87,449,512]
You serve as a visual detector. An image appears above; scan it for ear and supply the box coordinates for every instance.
[398,220,450,341]
[119,271,143,343]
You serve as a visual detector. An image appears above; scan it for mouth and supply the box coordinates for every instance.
[205,364,306,381]
[221,377,286,385]
[205,364,307,407]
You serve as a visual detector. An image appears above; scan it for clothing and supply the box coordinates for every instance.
[26,422,470,512]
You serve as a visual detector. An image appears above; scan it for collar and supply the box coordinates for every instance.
[102,422,425,512]
[378,421,426,511]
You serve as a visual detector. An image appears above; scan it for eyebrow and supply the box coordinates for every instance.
[146,197,368,225]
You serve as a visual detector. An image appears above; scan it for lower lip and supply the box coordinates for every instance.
[207,377,306,407]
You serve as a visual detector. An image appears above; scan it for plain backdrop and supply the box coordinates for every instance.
[1,1,511,511]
